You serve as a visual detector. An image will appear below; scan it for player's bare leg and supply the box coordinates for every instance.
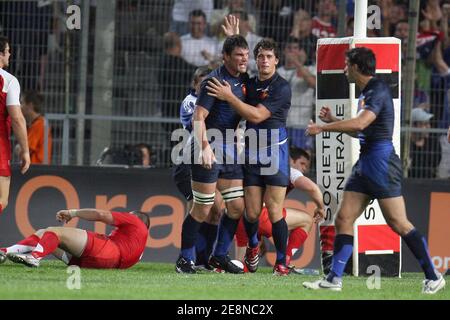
[285,208,313,233]
[208,178,245,273]
[265,185,290,275]
[0,176,11,213]
[379,196,445,294]
[7,227,88,267]
[303,191,370,290]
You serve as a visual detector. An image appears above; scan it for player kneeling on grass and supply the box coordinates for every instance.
[0,209,150,269]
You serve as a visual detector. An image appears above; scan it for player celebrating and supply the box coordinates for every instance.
[0,35,30,215]
[0,209,149,269]
[175,33,250,274]
[206,38,293,275]
[303,47,445,294]
[235,147,325,270]
[173,66,224,269]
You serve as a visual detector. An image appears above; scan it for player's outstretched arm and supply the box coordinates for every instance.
[56,209,114,225]
[206,78,271,123]
[307,109,376,136]
[293,176,324,213]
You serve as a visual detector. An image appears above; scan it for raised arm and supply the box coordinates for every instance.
[56,208,114,225]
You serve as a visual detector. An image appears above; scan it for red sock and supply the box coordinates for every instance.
[17,234,40,247]
[31,232,60,259]
[286,228,308,258]
[0,204,2,215]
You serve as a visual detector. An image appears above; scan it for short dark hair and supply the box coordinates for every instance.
[22,90,44,113]
[253,38,280,60]
[0,35,9,53]
[189,9,206,20]
[345,47,376,76]
[130,210,150,229]
[222,35,248,56]
[290,146,310,161]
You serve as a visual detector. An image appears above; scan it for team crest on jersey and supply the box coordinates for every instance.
[241,84,247,96]
[257,87,269,100]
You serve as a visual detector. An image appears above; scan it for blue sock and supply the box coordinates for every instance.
[327,234,353,282]
[205,223,218,259]
[272,218,288,265]
[213,214,239,257]
[243,215,259,248]
[195,223,209,265]
[180,214,201,262]
[402,228,438,280]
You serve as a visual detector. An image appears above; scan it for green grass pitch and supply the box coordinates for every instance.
[0,261,448,300]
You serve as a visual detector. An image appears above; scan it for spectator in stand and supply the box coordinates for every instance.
[311,0,337,38]
[277,36,316,152]
[394,20,409,58]
[290,9,318,65]
[158,32,196,121]
[170,0,213,36]
[210,0,257,40]
[17,90,52,164]
[409,107,441,178]
[380,0,407,37]
[135,143,153,167]
[253,0,298,44]
[180,10,220,67]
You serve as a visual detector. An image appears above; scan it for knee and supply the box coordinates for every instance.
[265,205,284,222]
[334,213,354,231]
[225,199,244,219]
[386,218,414,236]
[191,203,213,222]
[245,209,260,223]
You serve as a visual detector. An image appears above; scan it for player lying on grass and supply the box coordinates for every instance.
[0,209,150,269]
[235,147,325,273]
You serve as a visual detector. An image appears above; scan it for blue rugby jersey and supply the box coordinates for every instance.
[357,77,395,154]
[196,65,249,135]
[179,89,196,132]
[245,72,291,147]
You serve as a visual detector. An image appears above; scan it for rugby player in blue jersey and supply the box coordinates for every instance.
[303,47,445,294]
[172,66,225,270]
[206,38,293,275]
[175,33,250,274]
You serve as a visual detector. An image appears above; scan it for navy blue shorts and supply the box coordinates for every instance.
[345,150,402,199]
[244,142,290,187]
[172,164,193,201]
[191,163,243,184]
